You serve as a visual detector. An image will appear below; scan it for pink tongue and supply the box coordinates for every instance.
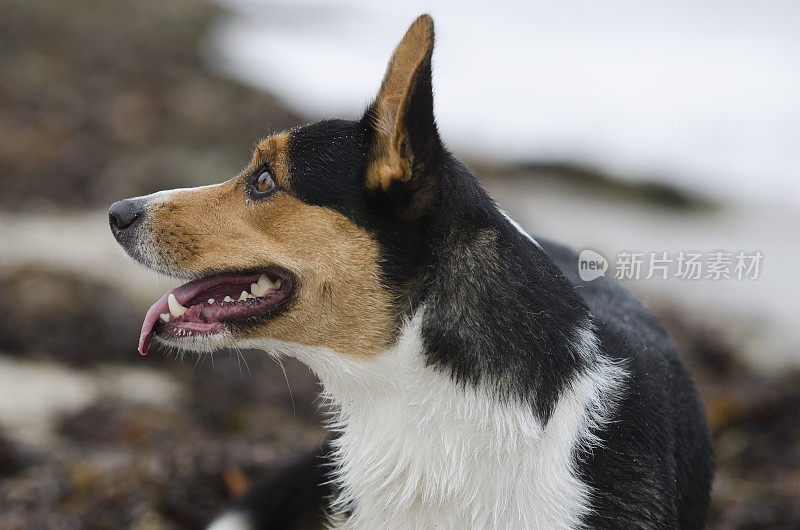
[138,273,261,355]
[139,284,193,355]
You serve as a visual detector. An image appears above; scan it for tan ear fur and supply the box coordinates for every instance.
[366,14,434,191]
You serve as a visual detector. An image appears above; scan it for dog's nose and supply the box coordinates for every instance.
[109,198,145,235]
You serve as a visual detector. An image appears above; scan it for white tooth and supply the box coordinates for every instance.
[250,282,260,294]
[168,293,188,317]
[251,283,267,297]
[223,296,234,303]
[258,274,274,290]
[274,279,281,289]
[160,313,170,322]
[207,299,215,304]
[239,291,249,301]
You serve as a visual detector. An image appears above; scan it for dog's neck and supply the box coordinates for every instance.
[281,311,622,530]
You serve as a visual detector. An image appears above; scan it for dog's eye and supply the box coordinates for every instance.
[251,169,277,197]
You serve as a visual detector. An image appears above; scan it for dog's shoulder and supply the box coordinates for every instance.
[536,237,683,365]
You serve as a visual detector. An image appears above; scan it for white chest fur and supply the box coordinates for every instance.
[258,313,626,530]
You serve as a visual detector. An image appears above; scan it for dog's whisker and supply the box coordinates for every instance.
[273,356,295,418]
[192,351,203,371]
[235,347,251,378]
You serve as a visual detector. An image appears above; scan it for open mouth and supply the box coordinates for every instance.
[139,268,294,355]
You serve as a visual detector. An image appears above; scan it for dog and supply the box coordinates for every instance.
[109,14,713,529]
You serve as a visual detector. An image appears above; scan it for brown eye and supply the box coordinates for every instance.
[252,169,276,197]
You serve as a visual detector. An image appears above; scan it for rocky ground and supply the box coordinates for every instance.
[0,0,797,528]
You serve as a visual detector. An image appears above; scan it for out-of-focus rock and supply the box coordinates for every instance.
[0,267,141,364]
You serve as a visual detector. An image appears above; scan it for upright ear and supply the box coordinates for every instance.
[364,14,440,193]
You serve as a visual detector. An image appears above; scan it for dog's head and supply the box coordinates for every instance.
[110,15,441,357]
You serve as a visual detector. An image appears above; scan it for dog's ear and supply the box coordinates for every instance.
[363,14,440,193]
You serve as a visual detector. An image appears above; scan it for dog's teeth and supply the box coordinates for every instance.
[160,313,170,323]
[223,296,234,303]
[168,293,188,317]
[253,274,279,296]
[258,274,274,289]
[207,298,215,304]
[238,291,249,301]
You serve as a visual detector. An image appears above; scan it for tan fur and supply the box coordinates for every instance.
[253,132,292,187]
[144,135,395,358]
[366,14,434,191]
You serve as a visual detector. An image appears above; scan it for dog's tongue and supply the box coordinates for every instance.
[139,276,224,355]
[139,286,188,355]
[139,296,165,356]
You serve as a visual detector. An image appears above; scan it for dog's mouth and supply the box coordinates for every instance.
[139,267,294,355]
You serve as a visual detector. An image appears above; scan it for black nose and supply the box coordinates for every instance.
[109,198,145,236]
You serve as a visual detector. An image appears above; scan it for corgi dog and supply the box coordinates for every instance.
[109,15,712,530]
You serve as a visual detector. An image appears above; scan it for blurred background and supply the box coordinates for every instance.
[0,0,797,528]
